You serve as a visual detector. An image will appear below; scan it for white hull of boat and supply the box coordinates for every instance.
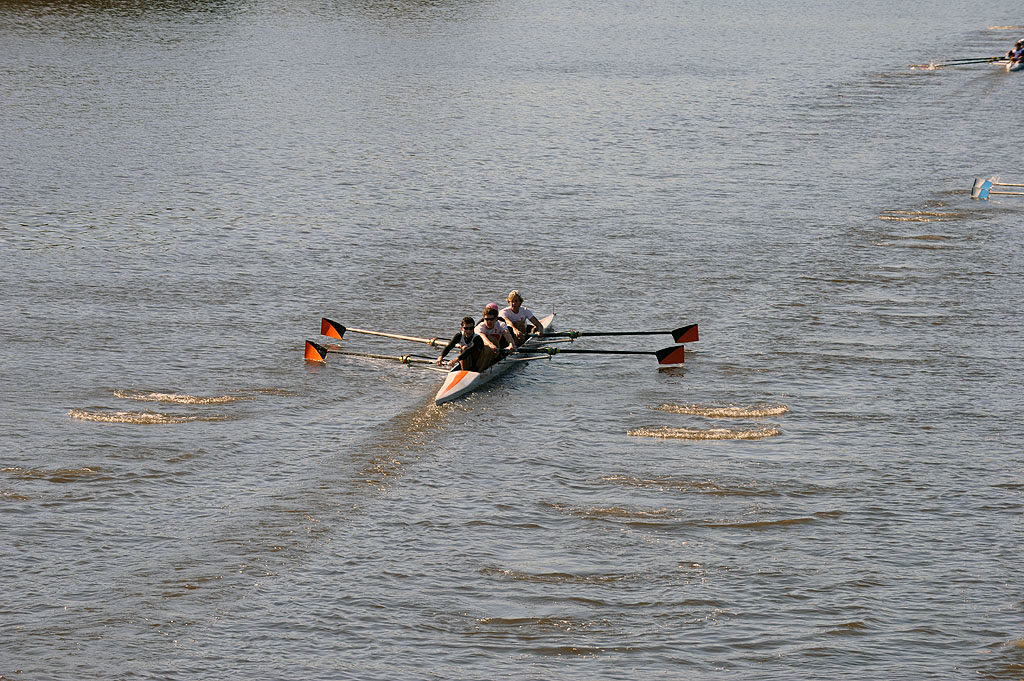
[434,313,555,405]
[1007,60,1024,72]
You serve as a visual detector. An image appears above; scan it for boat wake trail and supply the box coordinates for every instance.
[3,465,109,483]
[113,390,250,405]
[68,408,232,424]
[877,210,967,222]
[627,426,781,440]
[600,474,786,496]
[655,403,789,418]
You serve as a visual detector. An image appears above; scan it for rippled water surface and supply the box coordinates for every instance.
[3,0,1023,678]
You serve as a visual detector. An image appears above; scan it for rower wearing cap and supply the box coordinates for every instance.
[475,303,517,370]
[499,290,544,344]
[436,316,484,370]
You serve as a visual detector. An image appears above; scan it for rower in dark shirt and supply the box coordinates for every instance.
[436,316,485,371]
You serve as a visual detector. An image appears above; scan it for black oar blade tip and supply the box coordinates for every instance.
[655,345,685,366]
[304,340,329,362]
[321,317,345,340]
[673,324,699,343]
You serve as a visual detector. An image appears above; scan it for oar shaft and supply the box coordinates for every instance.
[330,349,436,364]
[939,57,999,64]
[543,323,698,344]
[912,56,1001,68]
[520,347,655,355]
[305,339,439,365]
[944,58,997,63]
[346,326,441,347]
[517,345,686,365]
[546,330,668,337]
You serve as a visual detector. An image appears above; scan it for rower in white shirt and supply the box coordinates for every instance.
[475,303,517,370]
[498,290,544,345]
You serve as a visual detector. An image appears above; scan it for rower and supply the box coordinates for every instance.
[499,289,544,344]
[436,316,483,370]
[475,303,517,370]
[1007,38,1024,62]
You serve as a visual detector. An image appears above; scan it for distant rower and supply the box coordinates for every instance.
[1007,38,1024,63]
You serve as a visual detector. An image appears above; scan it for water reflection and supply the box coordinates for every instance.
[0,0,251,16]
[321,0,489,19]
[0,0,490,20]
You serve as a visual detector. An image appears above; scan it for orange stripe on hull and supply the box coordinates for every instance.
[438,370,471,399]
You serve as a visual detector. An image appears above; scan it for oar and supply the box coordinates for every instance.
[321,318,444,348]
[305,340,444,370]
[911,56,1003,68]
[542,323,698,344]
[516,345,687,366]
[938,56,1003,64]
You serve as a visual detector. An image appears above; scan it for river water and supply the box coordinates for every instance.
[2,0,1023,678]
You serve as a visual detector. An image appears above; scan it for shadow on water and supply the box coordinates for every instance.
[322,0,492,16]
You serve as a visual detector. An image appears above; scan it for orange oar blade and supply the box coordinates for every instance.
[320,318,346,340]
[305,340,329,362]
[672,324,699,343]
[655,345,685,366]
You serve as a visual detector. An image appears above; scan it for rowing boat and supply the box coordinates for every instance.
[1007,60,1024,72]
[971,176,1024,200]
[434,312,555,405]
[310,313,694,404]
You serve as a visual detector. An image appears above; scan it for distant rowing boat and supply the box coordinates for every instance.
[971,176,1024,200]
[434,313,555,405]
